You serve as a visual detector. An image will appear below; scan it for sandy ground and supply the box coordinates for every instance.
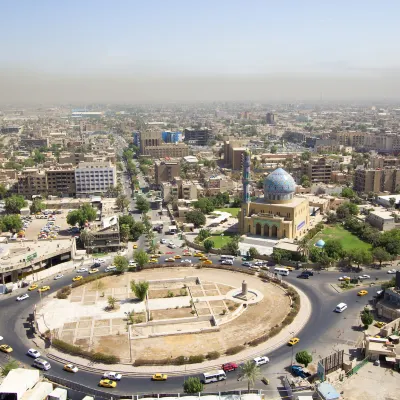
[40,267,290,362]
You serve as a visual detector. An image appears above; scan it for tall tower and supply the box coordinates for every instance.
[242,150,251,204]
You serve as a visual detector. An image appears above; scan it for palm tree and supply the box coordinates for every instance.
[80,229,95,251]
[238,360,261,392]
[297,237,310,259]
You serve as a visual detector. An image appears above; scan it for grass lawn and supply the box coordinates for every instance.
[215,208,240,217]
[312,224,371,252]
[206,231,236,249]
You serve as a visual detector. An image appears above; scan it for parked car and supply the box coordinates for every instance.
[222,362,238,372]
[105,266,117,272]
[76,268,88,273]
[242,261,253,267]
[297,274,309,279]
[253,356,269,366]
[221,260,233,265]
[291,365,310,378]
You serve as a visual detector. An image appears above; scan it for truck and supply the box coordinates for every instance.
[48,387,67,400]
[291,365,311,379]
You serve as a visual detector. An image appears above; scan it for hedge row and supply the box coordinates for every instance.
[142,263,256,275]
[56,286,71,299]
[71,272,112,288]
[52,339,120,364]
[134,354,204,367]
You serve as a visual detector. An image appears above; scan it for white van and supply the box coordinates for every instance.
[33,358,51,370]
[335,303,348,313]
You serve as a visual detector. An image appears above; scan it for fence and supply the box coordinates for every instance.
[346,356,370,377]
[135,390,261,399]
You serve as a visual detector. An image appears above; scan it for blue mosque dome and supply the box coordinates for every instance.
[315,239,325,248]
[263,168,296,202]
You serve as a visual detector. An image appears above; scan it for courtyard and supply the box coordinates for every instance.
[37,267,290,363]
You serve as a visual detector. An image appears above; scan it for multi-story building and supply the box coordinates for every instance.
[162,131,182,143]
[223,139,249,170]
[160,179,198,202]
[46,167,76,197]
[366,210,396,231]
[140,130,189,158]
[354,167,400,193]
[370,156,400,169]
[75,161,116,197]
[154,159,181,185]
[19,138,49,149]
[266,112,275,124]
[183,128,211,146]
[205,176,236,195]
[304,158,332,184]
[17,169,47,198]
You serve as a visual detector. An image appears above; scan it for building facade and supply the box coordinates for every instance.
[154,159,181,185]
[75,162,116,197]
[354,168,400,193]
[304,158,332,183]
[183,128,211,146]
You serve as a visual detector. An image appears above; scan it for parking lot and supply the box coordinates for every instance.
[22,210,74,240]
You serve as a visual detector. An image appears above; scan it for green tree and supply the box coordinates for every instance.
[381,277,396,290]
[351,248,372,270]
[5,195,27,214]
[295,350,313,367]
[238,360,261,392]
[0,184,8,199]
[231,197,242,207]
[107,296,117,309]
[183,377,204,394]
[186,210,206,227]
[323,239,344,260]
[136,196,150,213]
[134,249,149,269]
[120,224,130,242]
[341,187,355,198]
[0,214,23,232]
[272,249,283,265]
[30,199,45,214]
[67,204,97,227]
[389,197,396,208]
[248,247,259,260]
[79,229,94,249]
[33,149,45,164]
[116,194,130,211]
[372,247,392,267]
[222,235,241,256]
[301,151,311,161]
[361,307,373,329]
[113,255,129,274]
[379,229,400,256]
[270,145,278,154]
[130,280,149,301]
[198,228,211,242]
[300,175,311,188]
[194,198,215,214]
[1,360,19,377]
[203,239,214,252]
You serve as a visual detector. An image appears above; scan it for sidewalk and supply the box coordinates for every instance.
[46,283,311,376]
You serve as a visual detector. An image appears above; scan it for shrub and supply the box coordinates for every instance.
[167,290,174,298]
[56,286,71,299]
[226,345,245,355]
[71,272,111,288]
[206,351,220,360]
[188,355,205,364]
[183,377,204,394]
[248,334,269,347]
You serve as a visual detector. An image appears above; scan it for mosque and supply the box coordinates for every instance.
[238,151,310,240]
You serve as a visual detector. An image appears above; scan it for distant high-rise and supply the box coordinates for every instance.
[162,131,182,144]
[183,128,211,146]
[242,150,251,204]
[266,112,275,125]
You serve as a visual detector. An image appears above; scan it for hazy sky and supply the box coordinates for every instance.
[2,0,400,103]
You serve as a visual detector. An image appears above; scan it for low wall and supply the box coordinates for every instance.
[147,326,219,339]
[376,302,400,321]
[214,303,245,326]
[148,277,199,285]
[28,261,76,282]
[143,314,212,327]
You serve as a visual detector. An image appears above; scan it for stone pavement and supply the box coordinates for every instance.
[46,283,311,375]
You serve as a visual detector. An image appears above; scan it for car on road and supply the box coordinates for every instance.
[152,373,168,381]
[358,275,371,279]
[165,258,175,262]
[160,238,167,244]
[242,261,252,267]
[103,372,122,380]
[38,286,50,292]
[89,269,99,274]
[28,284,38,291]
[221,260,233,265]
[194,252,204,257]
[291,365,310,378]
[288,338,300,346]
[76,268,88,273]
[63,363,79,373]
[374,321,386,328]
[181,259,192,264]
[285,266,296,271]
[17,294,29,301]
[203,260,213,264]
[133,244,138,249]
[387,269,397,274]
[27,348,41,358]
[253,356,269,366]
[297,274,309,279]
[357,290,368,296]
[222,362,238,372]
[174,255,182,259]
[0,344,13,353]
[99,379,117,388]
[249,265,260,271]
[168,244,176,249]
[338,276,350,281]
[54,274,64,280]
[72,276,83,282]
[302,270,314,276]
[105,266,117,272]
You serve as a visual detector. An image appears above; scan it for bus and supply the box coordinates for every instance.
[202,370,227,384]
[274,267,290,276]
[220,255,235,261]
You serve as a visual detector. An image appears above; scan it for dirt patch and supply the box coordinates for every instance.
[189,288,204,296]
[93,327,111,336]
[78,320,92,329]
[63,322,77,329]
[60,331,74,341]
[196,308,211,316]
[75,328,91,338]
[204,290,219,296]
[94,319,110,327]
[217,284,234,295]
[209,300,225,308]
[151,307,194,320]
[225,300,240,311]
[149,288,189,299]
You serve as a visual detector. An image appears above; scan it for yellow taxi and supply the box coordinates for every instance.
[183,252,192,256]
[194,252,204,257]
[72,276,83,282]
[288,337,300,346]
[28,284,38,291]
[149,258,158,263]
[99,379,117,388]
[133,244,138,249]
[199,257,208,261]
[165,258,175,262]
[63,363,79,373]
[285,266,295,271]
[152,373,168,381]
[151,254,161,258]
[357,290,368,296]
[89,268,99,274]
[0,344,13,353]
[202,260,213,264]
[374,321,385,328]
[38,286,50,292]
[174,255,182,259]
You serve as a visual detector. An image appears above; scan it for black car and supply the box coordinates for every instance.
[297,274,309,279]
[302,270,314,276]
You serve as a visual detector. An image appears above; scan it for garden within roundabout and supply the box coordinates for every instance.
[36,267,298,366]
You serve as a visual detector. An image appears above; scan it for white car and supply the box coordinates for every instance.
[338,276,350,281]
[168,244,176,249]
[105,266,117,272]
[129,260,136,266]
[254,261,264,266]
[387,269,397,274]
[27,348,41,358]
[358,275,371,279]
[253,356,269,366]
[54,274,64,280]
[249,265,260,272]
[160,239,167,244]
[103,371,122,381]
[95,258,106,264]
[76,268,88,273]
[17,294,29,301]
[221,260,233,265]
[181,259,192,264]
